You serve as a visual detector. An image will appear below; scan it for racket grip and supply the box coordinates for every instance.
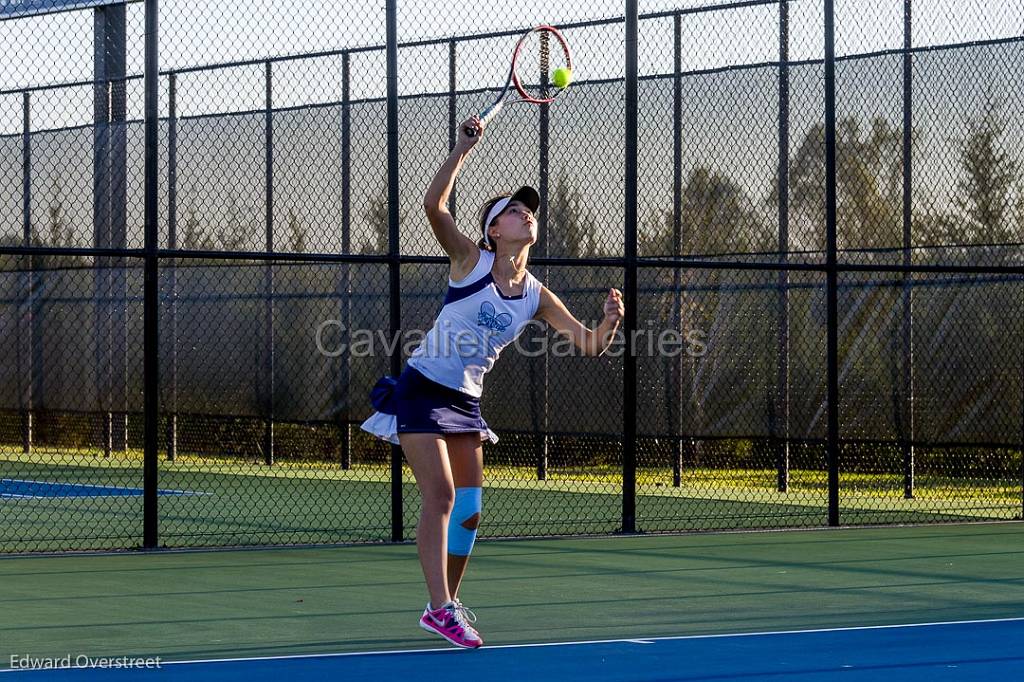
[464,101,504,137]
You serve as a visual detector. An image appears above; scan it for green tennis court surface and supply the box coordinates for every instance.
[1,522,1021,671]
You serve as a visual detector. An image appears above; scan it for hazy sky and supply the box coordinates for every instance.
[0,0,1021,130]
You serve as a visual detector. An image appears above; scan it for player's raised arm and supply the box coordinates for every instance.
[423,116,485,268]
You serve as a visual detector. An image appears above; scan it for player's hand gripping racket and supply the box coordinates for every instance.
[464,25,572,137]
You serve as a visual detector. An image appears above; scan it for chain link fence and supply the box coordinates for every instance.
[0,0,1021,552]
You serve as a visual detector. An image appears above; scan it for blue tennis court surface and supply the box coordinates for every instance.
[0,480,201,499]
[4,618,1022,680]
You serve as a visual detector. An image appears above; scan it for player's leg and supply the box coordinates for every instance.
[400,432,482,648]
[399,433,455,609]
[445,432,485,600]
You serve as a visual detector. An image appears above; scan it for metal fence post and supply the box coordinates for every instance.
[340,51,352,471]
[386,0,404,542]
[901,0,915,500]
[672,11,683,488]
[110,83,128,459]
[142,0,161,550]
[91,3,128,458]
[93,4,129,455]
[623,0,639,534]
[264,60,276,466]
[93,14,112,458]
[537,32,550,482]
[824,0,840,526]
[21,91,33,456]
[166,72,178,462]
[775,0,791,493]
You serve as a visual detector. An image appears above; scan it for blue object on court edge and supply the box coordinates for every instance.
[448,486,482,556]
[0,479,198,499]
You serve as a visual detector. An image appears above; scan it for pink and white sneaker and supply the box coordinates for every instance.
[419,599,480,637]
[418,601,483,649]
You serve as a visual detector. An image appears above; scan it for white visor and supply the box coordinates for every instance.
[482,197,512,247]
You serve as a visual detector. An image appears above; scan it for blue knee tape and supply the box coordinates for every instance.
[448,487,482,556]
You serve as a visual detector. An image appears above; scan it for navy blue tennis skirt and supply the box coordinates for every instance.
[362,365,496,444]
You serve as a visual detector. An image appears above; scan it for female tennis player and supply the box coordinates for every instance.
[361,114,624,649]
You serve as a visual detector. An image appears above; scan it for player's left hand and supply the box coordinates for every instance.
[603,288,624,325]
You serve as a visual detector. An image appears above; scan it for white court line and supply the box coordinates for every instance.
[4,615,1016,672]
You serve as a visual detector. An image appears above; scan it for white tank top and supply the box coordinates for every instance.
[407,248,542,397]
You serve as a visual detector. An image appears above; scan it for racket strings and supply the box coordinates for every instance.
[514,29,569,100]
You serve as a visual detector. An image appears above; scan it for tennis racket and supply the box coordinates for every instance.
[464,24,572,137]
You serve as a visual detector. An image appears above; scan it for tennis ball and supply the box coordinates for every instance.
[552,66,572,89]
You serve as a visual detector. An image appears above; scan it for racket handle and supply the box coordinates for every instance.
[464,101,504,137]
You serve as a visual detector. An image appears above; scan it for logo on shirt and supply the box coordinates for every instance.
[477,301,513,332]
